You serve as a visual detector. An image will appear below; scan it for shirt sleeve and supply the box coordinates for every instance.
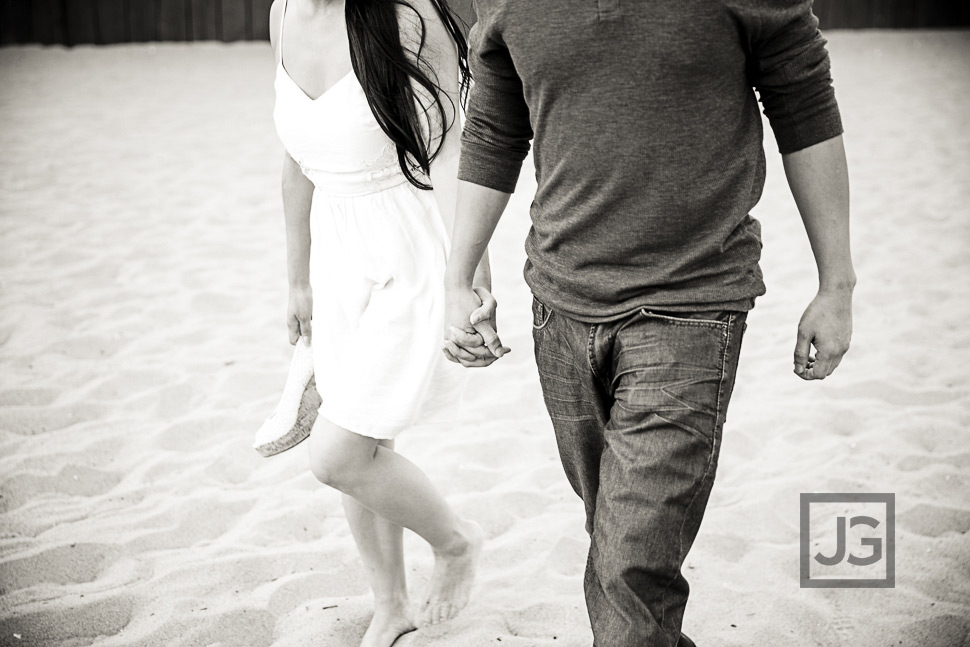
[457,9,533,193]
[736,0,844,154]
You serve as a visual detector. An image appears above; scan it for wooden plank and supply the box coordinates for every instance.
[157,0,188,40]
[0,0,16,46]
[129,0,156,41]
[221,0,246,41]
[9,0,969,47]
[932,1,970,27]
[96,0,128,43]
[191,0,219,40]
[64,0,99,45]
[251,0,273,41]
[31,0,66,44]
[814,0,846,30]
[812,0,831,29]
[892,0,919,29]
[868,0,890,28]
[0,0,27,45]
[843,0,870,29]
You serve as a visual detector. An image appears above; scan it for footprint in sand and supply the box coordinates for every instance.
[179,608,276,647]
[0,402,108,435]
[86,369,174,402]
[897,452,970,471]
[824,380,963,407]
[0,542,119,592]
[0,388,59,407]
[897,615,970,647]
[898,503,970,537]
[43,334,127,360]
[0,464,122,512]
[544,536,588,577]
[0,595,133,646]
[156,417,237,452]
[267,571,368,616]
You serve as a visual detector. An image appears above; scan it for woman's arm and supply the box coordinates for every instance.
[270,2,315,344]
[281,152,315,344]
[397,1,491,292]
[397,2,500,363]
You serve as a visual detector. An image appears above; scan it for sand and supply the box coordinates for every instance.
[1,30,968,647]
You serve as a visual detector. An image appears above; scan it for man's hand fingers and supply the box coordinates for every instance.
[470,287,497,325]
[793,328,813,377]
[809,347,846,380]
[472,320,510,358]
[288,317,300,345]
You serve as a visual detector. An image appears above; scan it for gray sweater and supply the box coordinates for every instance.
[457,0,844,321]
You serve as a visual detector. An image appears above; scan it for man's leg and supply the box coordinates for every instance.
[586,310,746,647]
[530,296,611,534]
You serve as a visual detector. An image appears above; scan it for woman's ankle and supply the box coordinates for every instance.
[372,593,410,614]
[434,519,478,557]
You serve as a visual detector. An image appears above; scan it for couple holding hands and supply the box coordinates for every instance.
[257,1,854,645]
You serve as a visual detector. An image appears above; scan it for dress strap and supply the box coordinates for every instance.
[278,0,288,64]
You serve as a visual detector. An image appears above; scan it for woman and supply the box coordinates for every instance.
[268,1,491,645]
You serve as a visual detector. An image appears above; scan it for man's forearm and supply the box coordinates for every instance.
[446,180,511,289]
[782,134,856,292]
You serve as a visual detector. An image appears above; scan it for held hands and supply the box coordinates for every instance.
[793,287,853,380]
[443,286,510,367]
[287,285,313,345]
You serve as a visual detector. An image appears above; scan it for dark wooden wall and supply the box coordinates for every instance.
[1,0,968,47]
[812,0,970,29]
[0,0,275,45]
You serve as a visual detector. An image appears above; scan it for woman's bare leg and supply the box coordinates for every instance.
[342,439,416,647]
[309,419,483,628]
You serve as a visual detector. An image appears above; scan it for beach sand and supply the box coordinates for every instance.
[1,30,968,647]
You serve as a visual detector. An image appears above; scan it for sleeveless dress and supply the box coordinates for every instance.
[272,0,465,439]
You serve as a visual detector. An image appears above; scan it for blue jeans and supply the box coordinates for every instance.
[531,296,747,647]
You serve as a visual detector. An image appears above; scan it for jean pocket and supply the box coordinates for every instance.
[639,309,729,329]
[533,295,554,330]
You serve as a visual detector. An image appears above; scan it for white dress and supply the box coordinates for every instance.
[272,0,465,439]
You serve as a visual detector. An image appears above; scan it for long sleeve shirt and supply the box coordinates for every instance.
[457,0,844,321]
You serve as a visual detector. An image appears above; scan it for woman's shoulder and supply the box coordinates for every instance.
[395,1,455,62]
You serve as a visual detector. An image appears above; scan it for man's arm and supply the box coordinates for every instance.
[783,134,855,379]
[443,7,532,367]
[739,0,853,379]
[443,182,512,365]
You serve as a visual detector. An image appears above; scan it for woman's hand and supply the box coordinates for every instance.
[287,285,313,345]
[443,285,508,367]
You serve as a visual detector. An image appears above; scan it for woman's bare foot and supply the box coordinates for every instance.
[420,520,484,626]
[360,602,416,647]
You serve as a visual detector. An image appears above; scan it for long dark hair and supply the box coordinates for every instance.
[345,0,471,190]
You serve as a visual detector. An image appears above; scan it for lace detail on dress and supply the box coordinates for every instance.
[360,139,397,172]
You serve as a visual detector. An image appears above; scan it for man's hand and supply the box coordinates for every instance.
[794,288,852,380]
[443,286,510,367]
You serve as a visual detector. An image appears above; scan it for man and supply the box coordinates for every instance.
[443,1,855,645]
